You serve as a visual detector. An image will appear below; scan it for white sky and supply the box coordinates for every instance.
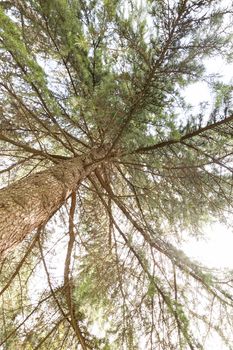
[184,57,233,114]
[177,55,233,349]
[183,222,233,269]
[183,57,233,269]
[182,56,233,271]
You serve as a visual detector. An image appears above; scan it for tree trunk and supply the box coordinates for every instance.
[0,152,102,256]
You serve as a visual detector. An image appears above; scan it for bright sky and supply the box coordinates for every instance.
[184,57,233,268]
[184,57,233,111]
[182,56,233,271]
[179,55,233,349]
[183,222,233,269]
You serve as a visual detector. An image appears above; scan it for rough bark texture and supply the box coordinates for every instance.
[0,153,102,256]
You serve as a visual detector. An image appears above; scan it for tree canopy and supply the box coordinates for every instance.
[0,0,233,349]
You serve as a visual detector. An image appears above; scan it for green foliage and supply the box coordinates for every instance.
[213,82,233,110]
[0,0,233,349]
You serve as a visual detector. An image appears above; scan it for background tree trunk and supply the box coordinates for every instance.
[0,154,101,256]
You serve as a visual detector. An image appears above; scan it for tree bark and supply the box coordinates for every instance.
[0,152,102,256]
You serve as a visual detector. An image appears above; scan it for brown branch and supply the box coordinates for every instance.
[0,229,40,296]
[0,293,54,346]
[38,236,73,328]
[89,174,196,350]
[94,169,233,307]
[0,156,34,175]
[0,82,85,154]
[63,192,89,350]
[33,317,65,350]
[133,115,233,154]
[0,132,69,161]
